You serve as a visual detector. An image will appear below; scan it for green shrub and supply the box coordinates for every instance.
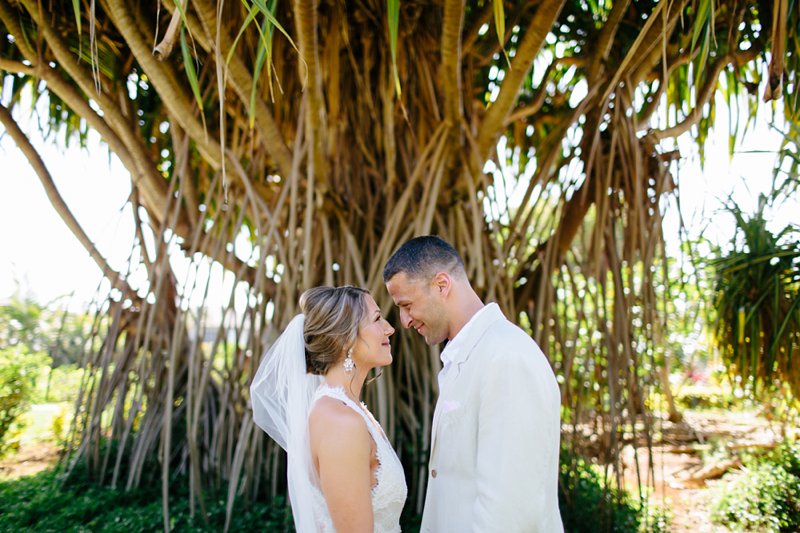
[0,442,668,532]
[33,364,84,404]
[0,347,49,456]
[0,466,294,532]
[711,442,800,532]
[559,453,668,532]
[675,383,735,411]
[49,407,69,448]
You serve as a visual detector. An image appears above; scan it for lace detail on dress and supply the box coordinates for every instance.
[310,384,407,533]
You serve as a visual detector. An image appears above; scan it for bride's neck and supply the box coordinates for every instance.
[324,365,367,401]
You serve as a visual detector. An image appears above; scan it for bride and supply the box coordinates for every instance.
[251,286,407,532]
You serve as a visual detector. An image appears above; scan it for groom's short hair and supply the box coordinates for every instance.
[383,236,466,283]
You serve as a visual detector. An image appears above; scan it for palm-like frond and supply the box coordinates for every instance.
[711,196,800,398]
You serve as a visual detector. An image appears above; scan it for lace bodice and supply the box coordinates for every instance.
[310,384,407,532]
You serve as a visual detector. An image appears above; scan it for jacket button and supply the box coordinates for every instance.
[431,469,437,478]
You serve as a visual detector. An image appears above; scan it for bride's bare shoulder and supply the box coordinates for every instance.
[309,396,367,437]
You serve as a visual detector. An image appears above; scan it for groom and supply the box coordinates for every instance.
[384,236,563,532]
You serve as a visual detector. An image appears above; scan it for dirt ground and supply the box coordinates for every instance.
[619,409,792,532]
[0,440,61,480]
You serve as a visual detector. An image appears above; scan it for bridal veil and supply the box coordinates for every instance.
[250,314,324,532]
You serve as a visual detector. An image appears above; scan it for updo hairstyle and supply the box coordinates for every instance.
[299,286,369,376]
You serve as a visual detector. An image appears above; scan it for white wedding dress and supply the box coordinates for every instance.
[310,384,407,532]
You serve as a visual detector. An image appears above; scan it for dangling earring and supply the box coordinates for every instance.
[343,347,356,373]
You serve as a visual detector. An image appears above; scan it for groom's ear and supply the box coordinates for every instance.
[431,272,452,298]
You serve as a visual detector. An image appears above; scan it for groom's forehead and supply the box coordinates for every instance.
[386,273,425,299]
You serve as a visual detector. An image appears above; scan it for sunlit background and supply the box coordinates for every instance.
[2,86,796,311]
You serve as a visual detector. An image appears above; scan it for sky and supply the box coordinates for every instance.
[0,81,797,312]
[661,96,797,251]
[1,119,135,309]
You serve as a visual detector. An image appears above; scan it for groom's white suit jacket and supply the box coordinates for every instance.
[420,303,563,533]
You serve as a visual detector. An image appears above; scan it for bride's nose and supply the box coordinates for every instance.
[385,322,395,336]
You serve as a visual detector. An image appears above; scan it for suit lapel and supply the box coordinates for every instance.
[428,305,506,468]
[429,366,447,464]
[428,333,486,463]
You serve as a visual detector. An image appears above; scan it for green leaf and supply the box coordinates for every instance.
[72,0,81,36]
[249,16,272,128]
[227,2,260,67]
[493,0,505,44]
[737,306,745,345]
[690,0,712,53]
[693,25,710,93]
[243,0,306,87]
[387,0,401,96]
[493,0,511,67]
[249,0,298,49]
[180,27,207,134]
[771,289,800,354]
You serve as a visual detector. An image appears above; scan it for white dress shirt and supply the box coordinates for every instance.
[438,303,494,382]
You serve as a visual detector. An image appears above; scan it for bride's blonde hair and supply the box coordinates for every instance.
[299,286,369,376]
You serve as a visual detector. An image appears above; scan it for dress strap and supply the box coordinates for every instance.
[314,383,359,409]
[314,384,384,441]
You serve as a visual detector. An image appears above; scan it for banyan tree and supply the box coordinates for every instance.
[1,0,797,529]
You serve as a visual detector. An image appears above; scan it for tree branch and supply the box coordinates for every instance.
[0,2,173,225]
[153,4,183,60]
[440,0,464,125]
[635,48,697,128]
[477,0,566,158]
[652,50,758,140]
[587,0,631,82]
[0,0,34,58]
[626,0,690,89]
[190,0,294,179]
[0,57,34,75]
[461,2,493,58]
[294,0,328,189]
[764,0,788,102]
[19,0,172,221]
[0,102,136,298]
[104,0,224,168]
[503,59,557,126]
